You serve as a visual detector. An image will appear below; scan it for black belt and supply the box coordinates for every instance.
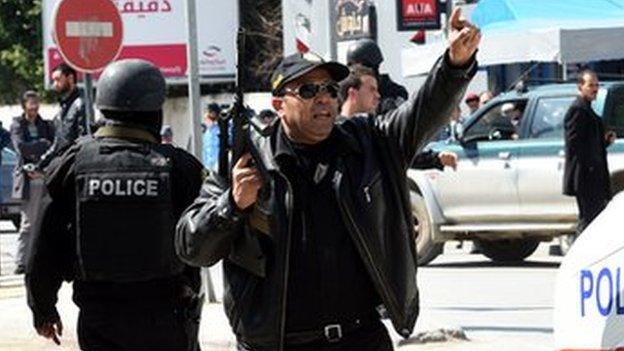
[285,312,379,345]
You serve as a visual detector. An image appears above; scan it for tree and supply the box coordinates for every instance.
[241,0,283,91]
[0,0,44,104]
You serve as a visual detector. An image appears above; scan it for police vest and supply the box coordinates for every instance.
[73,139,184,282]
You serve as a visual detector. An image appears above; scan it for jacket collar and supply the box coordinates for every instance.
[94,124,159,144]
[249,120,362,173]
[576,95,593,108]
[274,122,360,160]
[59,87,82,106]
[19,114,43,125]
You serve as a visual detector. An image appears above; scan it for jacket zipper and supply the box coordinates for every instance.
[276,170,293,351]
[363,186,372,203]
[333,170,400,320]
[363,172,381,204]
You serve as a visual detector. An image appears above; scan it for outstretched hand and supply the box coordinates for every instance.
[438,151,458,171]
[37,320,63,345]
[448,8,481,67]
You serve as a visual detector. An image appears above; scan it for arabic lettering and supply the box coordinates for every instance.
[162,1,171,12]
[119,0,173,15]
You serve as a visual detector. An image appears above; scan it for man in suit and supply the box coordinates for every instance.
[563,69,616,234]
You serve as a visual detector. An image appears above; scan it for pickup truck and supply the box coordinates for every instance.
[409,81,624,265]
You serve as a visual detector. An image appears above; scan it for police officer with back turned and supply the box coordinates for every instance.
[25,59,204,351]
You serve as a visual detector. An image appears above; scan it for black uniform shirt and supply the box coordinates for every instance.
[275,128,379,333]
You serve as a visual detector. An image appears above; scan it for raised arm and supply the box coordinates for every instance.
[375,8,481,168]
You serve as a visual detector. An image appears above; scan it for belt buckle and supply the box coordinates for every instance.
[324,324,342,343]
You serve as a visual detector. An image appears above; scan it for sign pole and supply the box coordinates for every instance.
[328,0,338,61]
[185,0,202,159]
[84,73,94,135]
[185,0,216,304]
[443,0,453,39]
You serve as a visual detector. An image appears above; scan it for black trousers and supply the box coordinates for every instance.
[238,320,393,351]
[576,189,609,234]
[77,302,197,351]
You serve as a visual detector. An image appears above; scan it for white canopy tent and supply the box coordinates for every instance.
[402,3,624,76]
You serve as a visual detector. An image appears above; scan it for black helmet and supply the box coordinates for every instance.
[346,38,383,68]
[96,59,166,112]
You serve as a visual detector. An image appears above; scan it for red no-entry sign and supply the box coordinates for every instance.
[52,0,123,72]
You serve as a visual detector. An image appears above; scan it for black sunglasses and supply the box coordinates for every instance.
[282,81,339,99]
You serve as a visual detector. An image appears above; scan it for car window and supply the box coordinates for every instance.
[464,100,526,142]
[528,96,576,139]
[593,87,607,117]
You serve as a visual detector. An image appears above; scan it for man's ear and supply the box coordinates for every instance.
[272,97,283,112]
[348,87,358,100]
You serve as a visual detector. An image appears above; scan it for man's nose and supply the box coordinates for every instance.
[315,90,333,103]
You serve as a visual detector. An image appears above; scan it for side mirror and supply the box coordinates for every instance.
[451,122,464,142]
[488,129,502,140]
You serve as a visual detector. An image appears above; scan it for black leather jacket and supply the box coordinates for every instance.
[378,73,409,114]
[39,88,88,169]
[176,53,476,350]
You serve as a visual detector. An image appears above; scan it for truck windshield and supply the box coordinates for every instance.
[602,86,624,136]
[528,96,576,139]
[593,87,607,117]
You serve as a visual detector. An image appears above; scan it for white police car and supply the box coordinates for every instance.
[554,192,624,349]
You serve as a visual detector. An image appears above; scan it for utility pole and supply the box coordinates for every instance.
[186,0,218,303]
[185,0,202,159]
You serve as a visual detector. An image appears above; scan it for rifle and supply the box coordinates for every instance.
[231,27,248,171]
[217,28,247,180]
[218,28,272,181]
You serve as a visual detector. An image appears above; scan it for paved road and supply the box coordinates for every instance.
[0,221,20,277]
[417,242,561,351]
[0,226,563,350]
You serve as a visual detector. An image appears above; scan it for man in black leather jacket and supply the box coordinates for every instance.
[39,63,89,169]
[176,9,480,351]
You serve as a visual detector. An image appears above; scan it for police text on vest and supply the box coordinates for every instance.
[88,178,159,197]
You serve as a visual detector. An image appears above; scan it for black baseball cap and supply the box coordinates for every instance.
[206,102,221,113]
[271,53,349,96]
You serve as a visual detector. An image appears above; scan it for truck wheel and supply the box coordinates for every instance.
[410,189,442,265]
[477,239,539,262]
